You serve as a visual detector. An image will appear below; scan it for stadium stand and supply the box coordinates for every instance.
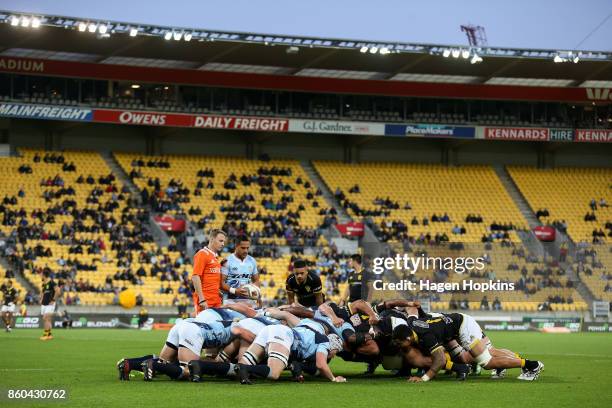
[379,240,587,312]
[3,89,610,129]
[314,161,529,243]
[0,149,193,307]
[114,153,331,248]
[507,166,612,244]
[572,245,612,302]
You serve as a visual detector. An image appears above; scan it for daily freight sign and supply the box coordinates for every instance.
[93,109,289,132]
[385,124,475,138]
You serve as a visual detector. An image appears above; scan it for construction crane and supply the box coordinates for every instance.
[461,25,488,47]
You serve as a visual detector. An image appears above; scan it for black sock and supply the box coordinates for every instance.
[127,355,154,372]
[451,363,470,375]
[196,361,233,376]
[153,360,183,380]
[244,364,271,378]
[302,361,318,375]
[524,360,539,371]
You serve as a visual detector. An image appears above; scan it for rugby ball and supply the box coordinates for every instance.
[242,284,261,299]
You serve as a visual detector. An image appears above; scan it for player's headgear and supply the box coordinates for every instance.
[327,334,344,352]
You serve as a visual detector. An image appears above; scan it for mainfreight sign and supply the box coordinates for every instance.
[0,103,92,121]
[385,124,475,138]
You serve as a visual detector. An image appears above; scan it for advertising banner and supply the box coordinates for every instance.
[583,323,611,332]
[575,129,612,143]
[484,127,549,141]
[154,215,187,232]
[549,128,574,142]
[385,124,475,138]
[0,103,92,121]
[289,119,384,135]
[533,226,556,242]
[336,222,365,237]
[93,109,289,132]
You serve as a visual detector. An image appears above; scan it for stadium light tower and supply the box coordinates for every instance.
[460,24,488,47]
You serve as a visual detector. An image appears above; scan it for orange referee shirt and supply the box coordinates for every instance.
[192,247,222,312]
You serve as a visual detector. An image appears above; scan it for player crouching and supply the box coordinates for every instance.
[234,324,345,384]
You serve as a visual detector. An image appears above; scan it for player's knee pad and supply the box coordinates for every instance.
[268,351,288,368]
[242,351,258,366]
[474,349,492,367]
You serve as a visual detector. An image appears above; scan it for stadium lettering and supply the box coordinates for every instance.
[194,116,233,128]
[234,117,288,131]
[485,127,548,140]
[405,125,453,135]
[119,111,166,125]
[0,58,44,72]
[0,103,90,120]
[576,130,612,142]
[585,88,612,101]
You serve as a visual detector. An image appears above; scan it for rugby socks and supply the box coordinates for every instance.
[126,355,154,372]
[153,360,184,380]
[522,359,539,371]
[241,364,273,379]
[42,329,52,337]
[194,361,236,376]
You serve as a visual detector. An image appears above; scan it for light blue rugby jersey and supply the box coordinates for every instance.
[195,307,245,323]
[222,254,258,299]
[186,319,235,348]
[313,309,355,339]
[291,326,332,361]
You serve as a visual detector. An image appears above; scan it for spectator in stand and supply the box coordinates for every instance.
[492,297,502,311]
[479,296,492,310]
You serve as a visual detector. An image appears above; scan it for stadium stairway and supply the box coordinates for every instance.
[101,152,141,200]
[494,165,541,229]
[300,160,352,224]
[103,151,170,248]
[563,262,597,307]
[0,256,37,296]
[495,165,598,308]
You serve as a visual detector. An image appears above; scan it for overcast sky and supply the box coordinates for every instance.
[1,0,611,51]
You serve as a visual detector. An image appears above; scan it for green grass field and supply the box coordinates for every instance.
[1,329,611,408]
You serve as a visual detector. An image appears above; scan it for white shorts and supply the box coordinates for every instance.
[177,321,203,356]
[165,319,183,349]
[253,324,294,351]
[1,303,15,313]
[40,304,56,315]
[236,318,267,337]
[458,314,485,351]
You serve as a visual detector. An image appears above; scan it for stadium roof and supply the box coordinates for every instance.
[1,10,611,87]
